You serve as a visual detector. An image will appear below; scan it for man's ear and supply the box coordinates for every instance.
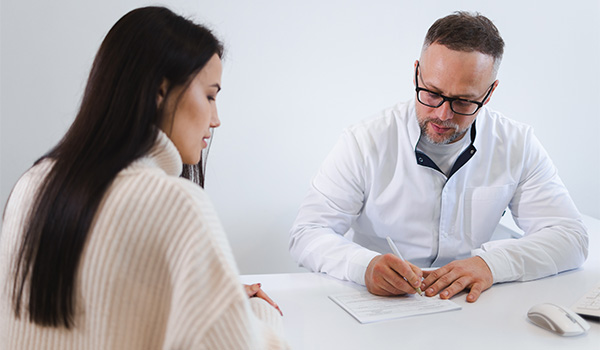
[484,80,499,105]
[413,60,419,86]
[157,78,169,108]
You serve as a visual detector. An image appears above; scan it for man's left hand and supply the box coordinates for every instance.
[421,256,493,302]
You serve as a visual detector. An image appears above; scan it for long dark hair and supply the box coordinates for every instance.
[10,6,223,328]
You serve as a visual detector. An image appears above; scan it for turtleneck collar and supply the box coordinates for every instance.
[133,129,183,176]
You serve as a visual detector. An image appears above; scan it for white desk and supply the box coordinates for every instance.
[241,215,600,350]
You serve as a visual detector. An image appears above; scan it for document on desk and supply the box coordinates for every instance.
[329,291,461,324]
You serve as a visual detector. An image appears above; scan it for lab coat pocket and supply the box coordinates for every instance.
[463,184,515,246]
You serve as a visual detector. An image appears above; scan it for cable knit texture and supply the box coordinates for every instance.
[0,131,289,349]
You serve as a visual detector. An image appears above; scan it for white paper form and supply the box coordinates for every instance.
[329,291,461,324]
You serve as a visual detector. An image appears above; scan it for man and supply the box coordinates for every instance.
[289,11,588,302]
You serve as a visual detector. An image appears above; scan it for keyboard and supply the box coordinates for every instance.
[572,281,600,321]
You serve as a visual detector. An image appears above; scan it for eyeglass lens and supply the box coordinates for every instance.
[417,90,480,115]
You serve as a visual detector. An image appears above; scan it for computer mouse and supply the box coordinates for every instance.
[527,303,590,336]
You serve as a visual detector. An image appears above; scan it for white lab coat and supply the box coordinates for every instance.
[289,99,588,285]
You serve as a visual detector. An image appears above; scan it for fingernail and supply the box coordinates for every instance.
[427,288,434,294]
[257,283,261,288]
[441,291,449,298]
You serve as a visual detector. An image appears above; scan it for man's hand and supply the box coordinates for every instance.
[421,256,493,302]
[365,254,423,296]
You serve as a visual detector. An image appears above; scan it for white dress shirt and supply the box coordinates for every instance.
[289,99,588,286]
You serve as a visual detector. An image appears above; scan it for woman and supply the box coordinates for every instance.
[0,6,288,349]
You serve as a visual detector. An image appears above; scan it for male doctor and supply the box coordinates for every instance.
[289,11,588,302]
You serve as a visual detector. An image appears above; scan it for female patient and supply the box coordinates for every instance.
[0,6,288,349]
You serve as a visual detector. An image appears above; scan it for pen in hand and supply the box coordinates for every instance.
[386,236,423,296]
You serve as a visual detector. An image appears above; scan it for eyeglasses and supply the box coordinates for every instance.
[415,62,494,116]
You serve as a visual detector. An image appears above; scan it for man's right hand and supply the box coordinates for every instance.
[364,254,423,296]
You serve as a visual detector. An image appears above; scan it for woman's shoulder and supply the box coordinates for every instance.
[112,164,212,215]
[17,158,55,183]
[93,162,229,263]
[6,158,55,204]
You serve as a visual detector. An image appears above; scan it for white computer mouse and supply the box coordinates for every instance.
[527,303,590,336]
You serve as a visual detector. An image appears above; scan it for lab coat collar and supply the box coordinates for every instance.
[409,99,478,178]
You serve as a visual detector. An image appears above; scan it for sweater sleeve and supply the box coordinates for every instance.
[160,181,289,350]
[201,298,288,349]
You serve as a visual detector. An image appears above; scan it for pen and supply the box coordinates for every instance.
[386,236,423,296]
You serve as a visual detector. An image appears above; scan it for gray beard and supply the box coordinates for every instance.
[418,119,468,145]
[421,126,468,145]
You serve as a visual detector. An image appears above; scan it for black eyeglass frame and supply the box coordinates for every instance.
[414,62,495,116]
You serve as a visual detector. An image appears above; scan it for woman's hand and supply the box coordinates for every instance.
[244,283,283,316]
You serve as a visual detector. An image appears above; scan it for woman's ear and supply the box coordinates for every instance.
[156,78,169,108]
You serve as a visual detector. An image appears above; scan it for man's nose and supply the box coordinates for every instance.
[435,101,454,121]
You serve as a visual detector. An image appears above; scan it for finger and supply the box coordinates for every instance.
[372,279,409,296]
[255,289,275,306]
[409,263,424,292]
[386,256,421,291]
[243,284,253,297]
[367,268,403,296]
[466,283,484,303]
[409,263,423,280]
[369,265,414,296]
[366,255,418,296]
[381,273,416,295]
[424,268,457,297]
[383,259,422,294]
[367,255,402,295]
[422,267,443,287]
[439,276,470,300]
[255,289,283,316]
[244,283,261,297]
[421,267,445,292]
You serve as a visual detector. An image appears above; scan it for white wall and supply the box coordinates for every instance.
[2,0,599,274]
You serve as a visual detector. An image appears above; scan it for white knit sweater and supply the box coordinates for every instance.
[0,131,289,349]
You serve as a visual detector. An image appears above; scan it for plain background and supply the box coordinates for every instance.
[1,0,599,274]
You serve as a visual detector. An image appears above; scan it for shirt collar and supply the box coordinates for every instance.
[410,99,479,178]
[407,99,422,149]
